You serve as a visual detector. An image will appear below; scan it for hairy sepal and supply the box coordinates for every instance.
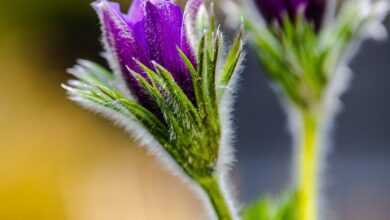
[64,63,205,185]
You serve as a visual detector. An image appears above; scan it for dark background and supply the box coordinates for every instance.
[0,1,388,219]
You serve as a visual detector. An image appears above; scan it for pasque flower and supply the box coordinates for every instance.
[242,0,390,116]
[241,0,389,220]
[64,0,243,219]
[254,0,326,30]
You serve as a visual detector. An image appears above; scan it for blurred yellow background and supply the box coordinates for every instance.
[0,1,204,219]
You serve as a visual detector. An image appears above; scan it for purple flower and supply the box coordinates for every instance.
[92,0,202,114]
[254,0,326,31]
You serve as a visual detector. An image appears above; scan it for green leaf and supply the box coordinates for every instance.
[273,193,297,220]
[71,60,114,86]
[64,78,169,145]
[196,34,207,117]
[177,47,203,109]
[241,193,298,220]
[206,29,220,117]
[242,198,273,220]
[152,62,202,126]
[218,28,243,99]
[128,63,216,176]
[199,27,221,128]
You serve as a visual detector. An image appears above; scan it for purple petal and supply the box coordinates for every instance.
[254,0,326,31]
[92,0,197,115]
[255,0,288,25]
[93,0,157,113]
[143,1,195,101]
[127,0,146,22]
[181,0,203,65]
[305,0,326,31]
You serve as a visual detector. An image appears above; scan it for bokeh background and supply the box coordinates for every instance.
[0,1,388,220]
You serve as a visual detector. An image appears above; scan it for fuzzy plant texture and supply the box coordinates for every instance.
[63,0,244,220]
[241,0,389,220]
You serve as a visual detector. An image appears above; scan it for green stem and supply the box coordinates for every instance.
[296,111,320,220]
[199,175,235,220]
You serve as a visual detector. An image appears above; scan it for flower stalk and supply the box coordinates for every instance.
[296,110,320,220]
[199,176,236,220]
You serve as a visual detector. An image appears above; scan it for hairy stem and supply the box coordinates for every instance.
[296,111,320,220]
[199,175,236,220]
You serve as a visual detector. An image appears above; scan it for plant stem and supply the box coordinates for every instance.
[296,111,320,220]
[199,175,236,220]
